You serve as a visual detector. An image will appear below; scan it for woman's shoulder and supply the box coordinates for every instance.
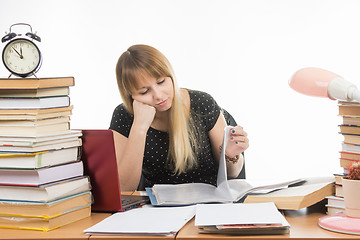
[111,103,133,122]
[110,103,133,137]
[186,89,216,102]
[185,89,221,130]
[113,103,130,113]
[185,88,220,115]
[185,89,217,108]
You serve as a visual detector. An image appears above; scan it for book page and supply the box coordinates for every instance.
[227,179,253,200]
[228,178,305,202]
[214,126,233,200]
[152,183,231,205]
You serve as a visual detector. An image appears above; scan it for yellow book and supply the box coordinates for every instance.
[0,147,80,169]
[0,205,91,231]
[0,191,92,218]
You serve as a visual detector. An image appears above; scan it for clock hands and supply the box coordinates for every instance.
[12,47,23,59]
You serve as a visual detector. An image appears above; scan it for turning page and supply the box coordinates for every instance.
[148,126,234,205]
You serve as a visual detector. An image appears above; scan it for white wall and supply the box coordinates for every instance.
[1,0,359,180]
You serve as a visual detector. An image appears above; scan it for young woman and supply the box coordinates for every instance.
[110,44,249,191]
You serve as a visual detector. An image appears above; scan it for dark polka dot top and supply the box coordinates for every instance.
[109,89,221,188]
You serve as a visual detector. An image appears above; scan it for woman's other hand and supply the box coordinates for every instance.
[226,126,249,157]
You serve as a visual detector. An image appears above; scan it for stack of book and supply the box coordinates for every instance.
[326,101,360,215]
[0,77,91,231]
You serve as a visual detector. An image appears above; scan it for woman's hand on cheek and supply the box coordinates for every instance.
[132,100,156,131]
[226,126,249,157]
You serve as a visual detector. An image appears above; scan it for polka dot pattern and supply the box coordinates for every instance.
[109,89,221,187]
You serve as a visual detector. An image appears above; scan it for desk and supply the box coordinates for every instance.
[1,202,360,240]
[176,202,360,240]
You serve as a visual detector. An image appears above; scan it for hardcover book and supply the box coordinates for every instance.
[0,161,83,186]
[0,147,80,169]
[0,105,73,120]
[0,96,70,109]
[0,77,74,89]
[0,176,91,202]
[0,191,92,218]
[0,87,69,98]
[244,177,335,210]
[0,205,90,231]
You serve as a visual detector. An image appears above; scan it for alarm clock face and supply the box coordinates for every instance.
[2,38,41,77]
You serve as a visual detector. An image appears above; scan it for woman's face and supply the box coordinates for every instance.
[131,75,174,112]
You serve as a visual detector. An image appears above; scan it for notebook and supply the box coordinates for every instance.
[80,129,149,212]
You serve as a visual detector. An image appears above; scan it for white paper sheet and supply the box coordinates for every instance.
[195,202,289,226]
[84,205,195,236]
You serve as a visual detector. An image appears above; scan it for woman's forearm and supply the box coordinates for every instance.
[113,127,147,191]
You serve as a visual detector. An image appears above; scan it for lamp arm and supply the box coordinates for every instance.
[328,77,360,102]
[350,89,360,102]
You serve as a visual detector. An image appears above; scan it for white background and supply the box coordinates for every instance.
[1,0,360,180]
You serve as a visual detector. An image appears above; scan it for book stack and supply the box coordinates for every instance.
[0,77,92,231]
[326,101,360,215]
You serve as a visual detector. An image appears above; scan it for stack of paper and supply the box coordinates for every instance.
[84,206,195,236]
[195,202,290,235]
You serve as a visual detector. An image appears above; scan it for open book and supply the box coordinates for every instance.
[146,126,305,206]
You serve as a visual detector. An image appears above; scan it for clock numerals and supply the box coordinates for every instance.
[2,38,41,77]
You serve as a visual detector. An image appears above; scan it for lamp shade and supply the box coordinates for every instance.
[289,67,360,102]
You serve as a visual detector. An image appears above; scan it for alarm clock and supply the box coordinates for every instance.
[1,23,42,78]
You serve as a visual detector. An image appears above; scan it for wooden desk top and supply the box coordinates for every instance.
[176,202,360,240]
[1,201,360,240]
[0,212,110,240]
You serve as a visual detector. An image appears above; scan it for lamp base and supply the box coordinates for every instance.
[318,212,360,235]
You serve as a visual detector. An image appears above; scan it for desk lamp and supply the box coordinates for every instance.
[289,67,360,102]
[290,67,360,234]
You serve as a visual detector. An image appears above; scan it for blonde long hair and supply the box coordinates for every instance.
[115,44,198,174]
